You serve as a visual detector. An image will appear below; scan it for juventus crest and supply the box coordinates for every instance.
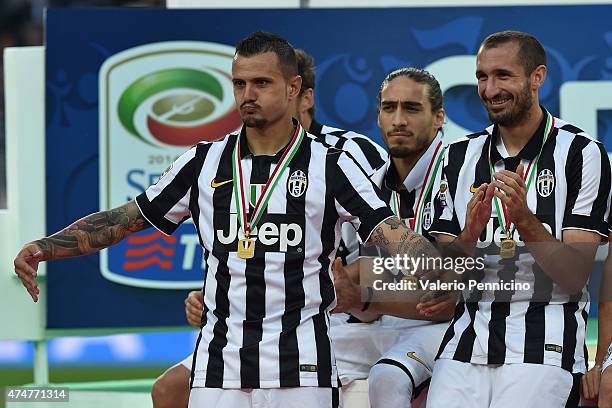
[536,169,555,198]
[287,169,308,198]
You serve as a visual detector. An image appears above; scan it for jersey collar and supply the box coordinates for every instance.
[488,105,549,164]
[238,118,300,161]
[399,133,443,193]
[308,119,324,138]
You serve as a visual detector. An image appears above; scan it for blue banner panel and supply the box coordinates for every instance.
[0,331,198,367]
[46,6,612,328]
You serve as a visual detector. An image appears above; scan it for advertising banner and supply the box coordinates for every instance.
[45,6,612,328]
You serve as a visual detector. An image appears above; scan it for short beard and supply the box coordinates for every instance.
[243,116,267,128]
[389,146,414,158]
[487,83,532,127]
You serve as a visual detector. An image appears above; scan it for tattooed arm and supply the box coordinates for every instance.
[366,217,440,269]
[356,217,455,319]
[13,201,151,302]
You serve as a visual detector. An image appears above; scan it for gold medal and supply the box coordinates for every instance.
[500,238,516,259]
[488,113,555,262]
[401,273,418,285]
[237,238,255,259]
[232,122,305,260]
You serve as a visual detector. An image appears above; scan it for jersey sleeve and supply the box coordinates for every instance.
[603,343,612,373]
[609,200,612,234]
[340,135,388,176]
[562,139,611,238]
[135,145,199,235]
[330,150,394,243]
[428,146,462,238]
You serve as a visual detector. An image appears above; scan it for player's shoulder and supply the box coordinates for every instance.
[320,125,387,157]
[214,130,241,144]
[306,131,343,155]
[192,130,240,149]
[553,116,599,144]
[321,124,380,144]
[445,129,489,152]
[183,131,241,163]
[552,116,608,166]
[319,124,345,136]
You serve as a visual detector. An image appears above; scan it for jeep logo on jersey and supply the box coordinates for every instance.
[478,217,553,247]
[537,169,555,198]
[99,41,242,289]
[287,169,308,198]
[216,214,304,253]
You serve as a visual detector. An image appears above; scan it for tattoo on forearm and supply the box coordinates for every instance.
[370,226,390,246]
[368,220,439,260]
[396,230,439,260]
[384,217,402,230]
[36,201,151,260]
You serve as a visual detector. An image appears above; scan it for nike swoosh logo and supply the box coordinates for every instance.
[406,352,431,371]
[469,184,477,193]
[211,179,232,188]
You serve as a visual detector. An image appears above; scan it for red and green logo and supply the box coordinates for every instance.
[118,68,241,146]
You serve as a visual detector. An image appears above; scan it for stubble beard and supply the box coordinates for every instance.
[243,115,268,128]
[389,146,414,158]
[487,83,533,127]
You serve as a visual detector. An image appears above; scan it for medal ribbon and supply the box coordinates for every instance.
[390,191,401,219]
[232,123,305,238]
[488,112,555,238]
[414,141,446,234]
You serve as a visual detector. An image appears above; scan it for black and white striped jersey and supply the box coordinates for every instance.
[309,120,387,178]
[370,134,447,330]
[308,120,387,266]
[340,134,443,262]
[136,123,393,389]
[430,108,611,373]
[603,343,612,372]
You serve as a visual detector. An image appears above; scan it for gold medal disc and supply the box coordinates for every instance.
[500,238,516,259]
[237,238,255,259]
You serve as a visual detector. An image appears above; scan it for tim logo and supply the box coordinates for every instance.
[288,169,308,198]
[537,169,555,198]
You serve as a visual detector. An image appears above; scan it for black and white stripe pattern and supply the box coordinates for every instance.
[309,120,387,178]
[136,124,393,389]
[338,134,443,266]
[429,109,611,374]
[309,120,388,266]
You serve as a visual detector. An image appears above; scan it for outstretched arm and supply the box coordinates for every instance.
[13,201,151,301]
[36,201,150,258]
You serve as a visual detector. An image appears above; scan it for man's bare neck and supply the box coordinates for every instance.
[391,137,436,190]
[499,105,543,157]
[246,118,296,156]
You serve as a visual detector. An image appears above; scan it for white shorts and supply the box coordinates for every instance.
[375,322,447,394]
[188,386,341,408]
[329,314,399,385]
[427,359,575,408]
